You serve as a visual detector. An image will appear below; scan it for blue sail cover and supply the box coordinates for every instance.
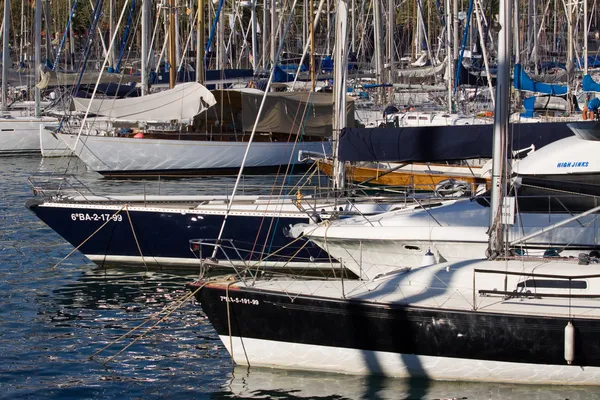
[338,122,577,162]
[520,96,537,118]
[583,74,600,92]
[513,64,568,95]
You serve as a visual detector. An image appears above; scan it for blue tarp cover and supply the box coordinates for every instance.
[513,64,568,95]
[583,74,600,92]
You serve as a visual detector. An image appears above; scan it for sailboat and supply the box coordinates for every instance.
[187,0,600,383]
[0,0,61,156]
[26,2,403,271]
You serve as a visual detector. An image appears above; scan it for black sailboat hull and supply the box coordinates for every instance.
[191,282,600,382]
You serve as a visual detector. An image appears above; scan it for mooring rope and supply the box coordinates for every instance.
[90,284,205,364]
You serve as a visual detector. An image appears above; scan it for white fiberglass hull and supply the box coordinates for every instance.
[302,199,600,279]
[220,336,600,385]
[0,116,59,156]
[60,134,330,175]
[40,126,72,157]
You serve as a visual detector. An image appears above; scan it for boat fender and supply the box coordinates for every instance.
[564,321,575,365]
[420,249,436,267]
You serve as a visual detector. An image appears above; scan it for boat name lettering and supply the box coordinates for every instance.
[70,213,124,222]
[556,161,589,168]
[219,296,259,305]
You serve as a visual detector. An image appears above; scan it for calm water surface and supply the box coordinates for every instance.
[1,156,599,399]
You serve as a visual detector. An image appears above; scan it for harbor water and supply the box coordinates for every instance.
[2,156,600,399]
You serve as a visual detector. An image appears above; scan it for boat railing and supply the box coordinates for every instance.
[473,267,600,310]
[189,238,255,281]
[28,173,95,199]
[27,172,337,201]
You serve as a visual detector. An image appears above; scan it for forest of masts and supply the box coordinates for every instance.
[0,0,596,82]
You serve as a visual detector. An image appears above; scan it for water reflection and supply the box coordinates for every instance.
[216,366,600,400]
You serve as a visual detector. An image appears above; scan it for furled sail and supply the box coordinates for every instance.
[36,68,141,89]
[396,58,447,79]
[71,82,216,123]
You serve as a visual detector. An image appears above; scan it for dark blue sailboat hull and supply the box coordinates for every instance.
[26,200,332,271]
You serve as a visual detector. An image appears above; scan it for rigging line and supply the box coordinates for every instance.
[225,280,251,368]
[211,0,301,259]
[147,1,164,80]
[72,0,131,153]
[251,91,316,262]
[290,0,326,90]
[124,205,148,270]
[99,287,203,365]
[249,225,321,285]
[262,95,316,260]
[177,8,199,72]
[51,206,126,270]
[247,93,318,262]
[115,0,137,72]
[52,0,79,71]
[89,8,144,116]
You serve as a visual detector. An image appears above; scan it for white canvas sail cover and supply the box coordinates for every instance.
[72,82,216,123]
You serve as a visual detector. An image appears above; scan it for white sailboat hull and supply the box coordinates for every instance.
[0,117,59,156]
[60,134,330,175]
[39,126,72,157]
[220,336,600,385]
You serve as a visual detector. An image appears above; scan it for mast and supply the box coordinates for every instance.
[35,0,41,116]
[310,0,315,90]
[251,0,257,69]
[175,0,181,68]
[141,0,149,95]
[69,0,75,68]
[44,0,52,65]
[553,0,556,53]
[110,0,116,68]
[262,0,268,68]
[514,0,519,63]
[532,0,538,74]
[351,0,355,53]
[388,0,394,90]
[453,0,458,60]
[270,0,276,64]
[585,0,589,75]
[196,0,205,83]
[2,0,9,111]
[210,0,300,259]
[373,0,384,103]
[169,0,177,88]
[19,0,24,68]
[474,0,494,106]
[488,0,511,258]
[445,0,452,112]
[333,0,349,191]
[567,0,573,113]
